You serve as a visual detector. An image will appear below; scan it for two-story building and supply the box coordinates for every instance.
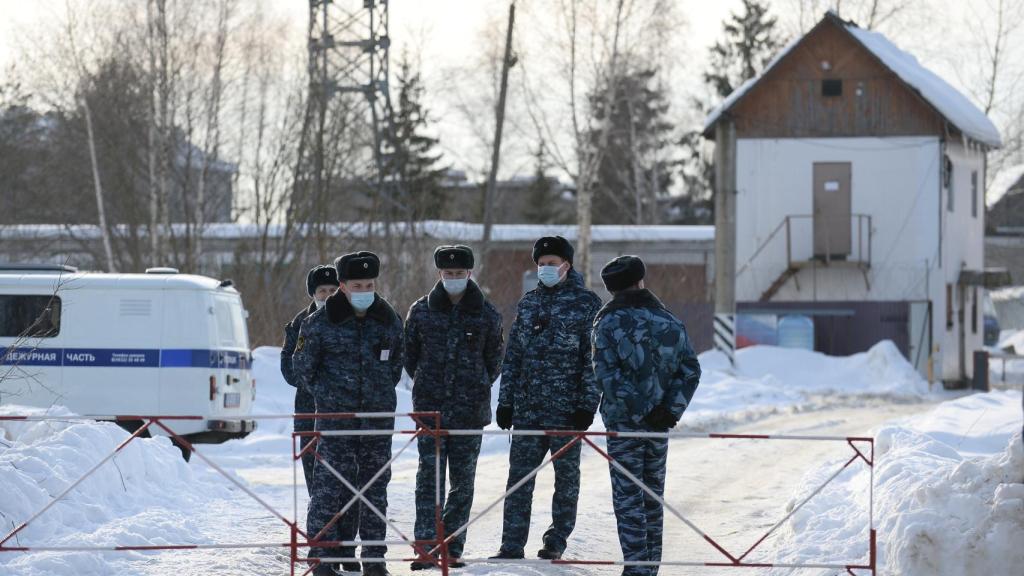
[704,11,1005,383]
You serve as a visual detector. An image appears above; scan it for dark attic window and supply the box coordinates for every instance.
[822,78,843,97]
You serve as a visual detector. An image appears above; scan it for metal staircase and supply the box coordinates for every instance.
[738,215,873,302]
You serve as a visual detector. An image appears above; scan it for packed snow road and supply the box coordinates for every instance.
[8,343,1018,576]
[95,399,939,576]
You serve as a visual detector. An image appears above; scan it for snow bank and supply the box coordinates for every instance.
[686,340,930,428]
[240,340,930,448]
[768,390,1024,575]
[0,405,231,576]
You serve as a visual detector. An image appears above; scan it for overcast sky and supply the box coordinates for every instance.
[1,0,1019,181]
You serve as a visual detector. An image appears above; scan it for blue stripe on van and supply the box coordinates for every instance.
[65,349,159,367]
[0,348,61,366]
[1,347,250,369]
[161,349,251,369]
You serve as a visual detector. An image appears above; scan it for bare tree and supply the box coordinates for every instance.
[787,0,920,33]
[517,0,675,284]
[955,0,1024,184]
[61,1,116,272]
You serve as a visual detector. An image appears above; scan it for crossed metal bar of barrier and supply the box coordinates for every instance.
[0,412,876,575]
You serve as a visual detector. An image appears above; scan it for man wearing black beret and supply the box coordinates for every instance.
[404,245,504,569]
[293,251,404,576]
[281,265,339,495]
[492,235,602,561]
[592,255,701,576]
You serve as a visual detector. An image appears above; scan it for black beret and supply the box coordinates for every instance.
[334,251,380,281]
[532,236,574,264]
[434,245,475,270]
[601,255,646,292]
[306,265,340,297]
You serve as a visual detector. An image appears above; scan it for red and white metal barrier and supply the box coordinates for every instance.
[0,412,876,575]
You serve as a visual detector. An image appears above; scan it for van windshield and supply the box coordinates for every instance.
[215,297,249,348]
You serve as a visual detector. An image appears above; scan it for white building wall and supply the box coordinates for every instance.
[735,137,941,303]
[734,135,988,382]
[938,139,987,379]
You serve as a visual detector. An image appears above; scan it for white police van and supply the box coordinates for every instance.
[0,264,256,458]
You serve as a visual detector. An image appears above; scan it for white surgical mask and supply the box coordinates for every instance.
[443,278,469,295]
[314,299,326,310]
[537,265,563,287]
[349,291,375,312]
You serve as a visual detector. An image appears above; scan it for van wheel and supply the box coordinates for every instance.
[171,438,192,462]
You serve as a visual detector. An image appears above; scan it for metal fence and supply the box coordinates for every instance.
[0,412,876,575]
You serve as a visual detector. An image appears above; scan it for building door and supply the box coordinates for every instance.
[812,162,852,259]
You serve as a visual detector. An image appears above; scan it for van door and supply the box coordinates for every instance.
[211,293,252,420]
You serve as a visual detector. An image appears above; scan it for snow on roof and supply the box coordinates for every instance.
[704,15,1002,148]
[987,163,1024,207]
[0,221,715,244]
[844,25,1001,148]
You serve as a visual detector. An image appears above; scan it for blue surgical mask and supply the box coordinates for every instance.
[349,291,375,312]
[443,278,469,295]
[537,265,563,287]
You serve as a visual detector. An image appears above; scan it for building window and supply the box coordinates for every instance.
[971,287,978,334]
[946,284,953,330]
[945,156,954,212]
[822,79,843,97]
[0,295,61,338]
[971,171,978,218]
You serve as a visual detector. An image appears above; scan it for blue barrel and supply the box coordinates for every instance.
[778,314,815,350]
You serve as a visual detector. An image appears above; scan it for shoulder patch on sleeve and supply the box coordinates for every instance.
[295,335,306,352]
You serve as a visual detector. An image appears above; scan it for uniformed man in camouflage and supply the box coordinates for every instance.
[491,236,602,561]
[592,255,701,576]
[281,265,339,494]
[404,245,504,570]
[293,251,404,576]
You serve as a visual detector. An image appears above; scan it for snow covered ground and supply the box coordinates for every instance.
[1,342,1019,575]
[769,390,1023,576]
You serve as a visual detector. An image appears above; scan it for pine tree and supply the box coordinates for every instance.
[589,65,676,225]
[522,142,569,224]
[389,54,447,221]
[675,0,784,225]
[704,0,783,100]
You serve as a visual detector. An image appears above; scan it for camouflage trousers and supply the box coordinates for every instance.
[306,427,392,560]
[294,387,316,495]
[607,436,668,576]
[413,434,483,558]
[500,433,582,555]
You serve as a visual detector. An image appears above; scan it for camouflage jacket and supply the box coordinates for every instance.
[497,268,602,428]
[404,280,503,429]
[592,288,701,431]
[292,292,404,428]
[281,301,316,388]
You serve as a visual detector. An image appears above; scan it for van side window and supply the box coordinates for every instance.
[0,295,62,338]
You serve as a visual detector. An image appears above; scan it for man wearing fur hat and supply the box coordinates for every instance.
[404,245,504,570]
[293,251,404,576]
[491,235,602,561]
[593,255,701,576]
[281,265,339,495]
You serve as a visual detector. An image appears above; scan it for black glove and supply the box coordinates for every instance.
[571,410,595,431]
[496,405,514,430]
[644,405,677,432]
